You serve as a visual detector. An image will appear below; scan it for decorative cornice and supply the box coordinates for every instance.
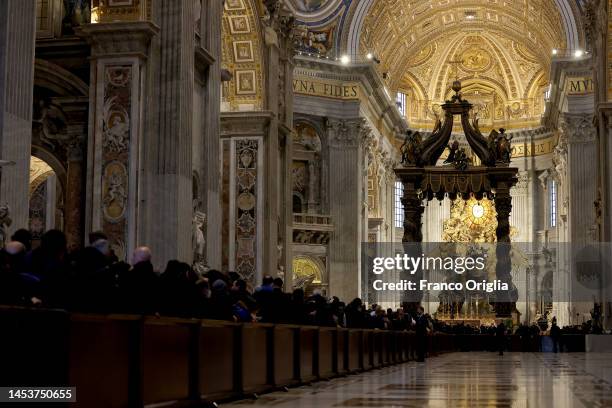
[76,21,159,59]
[220,111,274,138]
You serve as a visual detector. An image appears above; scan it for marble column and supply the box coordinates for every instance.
[599,108,612,328]
[0,0,36,234]
[221,112,272,286]
[327,118,369,301]
[78,20,159,262]
[561,114,598,325]
[280,125,294,288]
[64,138,85,251]
[200,0,223,269]
[493,183,516,318]
[261,12,295,286]
[396,168,425,309]
[262,24,281,281]
[400,173,425,243]
[143,0,196,267]
[551,131,571,326]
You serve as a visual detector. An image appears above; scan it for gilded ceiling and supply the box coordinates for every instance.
[358,0,572,130]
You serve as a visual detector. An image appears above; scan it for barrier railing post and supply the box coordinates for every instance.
[331,330,338,374]
[266,325,275,387]
[128,317,144,408]
[188,323,201,402]
[293,327,301,382]
[358,330,364,370]
[233,325,244,396]
[313,327,320,379]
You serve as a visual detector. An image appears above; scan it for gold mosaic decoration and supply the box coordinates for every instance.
[222,0,264,111]
[442,197,518,243]
[90,0,150,23]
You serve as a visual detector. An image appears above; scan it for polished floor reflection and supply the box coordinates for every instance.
[222,353,612,407]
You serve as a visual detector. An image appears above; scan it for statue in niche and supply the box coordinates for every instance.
[0,204,11,249]
[192,210,208,276]
[400,130,422,166]
[594,188,603,226]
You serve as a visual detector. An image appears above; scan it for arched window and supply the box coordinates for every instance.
[549,180,557,228]
[394,181,404,228]
[396,92,408,117]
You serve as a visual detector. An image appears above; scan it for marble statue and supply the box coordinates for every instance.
[486,128,513,164]
[443,140,460,165]
[495,129,513,163]
[192,211,208,275]
[452,148,470,171]
[400,130,422,166]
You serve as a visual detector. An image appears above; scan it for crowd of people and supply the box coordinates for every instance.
[0,228,594,356]
[0,229,433,334]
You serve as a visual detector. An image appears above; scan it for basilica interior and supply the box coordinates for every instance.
[1,0,612,406]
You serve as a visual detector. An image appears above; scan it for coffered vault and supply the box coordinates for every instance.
[357,0,579,131]
[288,1,585,131]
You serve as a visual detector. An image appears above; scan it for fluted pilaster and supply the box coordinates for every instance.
[0,0,36,234]
[326,118,369,300]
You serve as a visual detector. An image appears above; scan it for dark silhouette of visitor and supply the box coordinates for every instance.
[550,317,561,353]
[496,321,506,356]
[415,306,428,362]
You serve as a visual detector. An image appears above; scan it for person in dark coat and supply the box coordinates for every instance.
[345,298,367,328]
[496,321,507,356]
[117,247,159,314]
[10,229,32,252]
[70,238,117,312]
[415,306,428,362]
[289,288,309,325]
[25,229,69,308]
[159,260,199,317]
[0,242,29,305]
[207,279,234,321]
[230,278,256,312]
[550,317,561,353]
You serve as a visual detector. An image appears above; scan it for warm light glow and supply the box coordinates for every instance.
[574,49,584,58]
[366,53,373,60]
[472,203,485,219]
[466,15,475,20]
[340,55,350,65]
[552,49,558,55]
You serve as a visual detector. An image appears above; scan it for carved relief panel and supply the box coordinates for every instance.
[92,61,139,261]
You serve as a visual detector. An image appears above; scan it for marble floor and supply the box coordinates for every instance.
[222,353,612,408]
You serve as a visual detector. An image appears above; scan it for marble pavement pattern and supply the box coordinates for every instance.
[221,352,612,407]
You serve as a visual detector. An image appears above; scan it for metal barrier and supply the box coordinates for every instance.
[0,306,456,408]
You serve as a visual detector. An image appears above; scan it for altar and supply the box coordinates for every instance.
[395,80,520,320]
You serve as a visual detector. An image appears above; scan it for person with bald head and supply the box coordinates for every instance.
[131,246,152,265]
[117,246,159,314]
[5,241,25,256]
